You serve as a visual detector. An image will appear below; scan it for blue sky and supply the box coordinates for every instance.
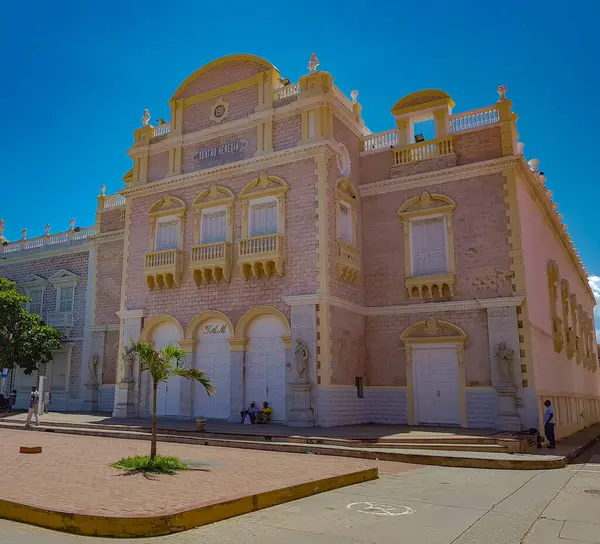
[0,1,598,328]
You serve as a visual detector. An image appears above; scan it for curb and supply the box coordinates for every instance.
[0,468,378,538]
[0,423,566,470]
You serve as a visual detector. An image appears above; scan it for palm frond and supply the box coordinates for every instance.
[173,367,215,395]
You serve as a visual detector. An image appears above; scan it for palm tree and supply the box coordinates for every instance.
[125,341,214,460]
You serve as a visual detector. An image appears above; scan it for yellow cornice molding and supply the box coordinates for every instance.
[121,141,336,199]
[91,229,125,244]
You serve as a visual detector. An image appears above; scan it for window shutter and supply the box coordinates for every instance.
[411,218,447,276]
[251,202,278,236]
[338,204,352,242]
[156,221,179,251]
[202,211,227,243]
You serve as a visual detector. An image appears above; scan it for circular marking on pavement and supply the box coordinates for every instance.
[346,502,415,516]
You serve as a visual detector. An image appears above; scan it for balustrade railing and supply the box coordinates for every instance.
[337,239,361,262]
[153,123,171,137]
[102,194,125,210]
[239,234,283,257]
[191,242,230,262]
[144,249,181,269]
[393,137,455,165]
[449,106,500,133]
[273,84,300,101]
[46,311,75,328]
[361,130,398,152]
[0,226,95,255]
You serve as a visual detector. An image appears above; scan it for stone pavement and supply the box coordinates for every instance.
[1,439,600,543]
[0,429,408,518]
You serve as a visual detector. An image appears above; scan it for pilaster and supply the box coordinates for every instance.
[178,340,195,418]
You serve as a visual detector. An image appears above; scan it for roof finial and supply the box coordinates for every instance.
[21,228,27,240]
[497,84,507,101]
[350,90,359,104]
[69,218,76,230]
[308,53,320,73]
[100,184,106,196]
[0,219,4,237]
[142,109,151,126]
[44,224,51,235]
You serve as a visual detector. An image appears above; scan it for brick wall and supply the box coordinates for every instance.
[183,129,256,174]
[366,309,492,387]
[391,155,457,178]
[148,151,170,183]
[455,127,503,165]
[359,151,394,185]
[273,115,301,151]
[94,240,122,326]
[176,60,269,100]
[124,160,318,328]
[362,173,512,306]
[98,209,124,233]
[330,306,366,385]
[102,330,119,385]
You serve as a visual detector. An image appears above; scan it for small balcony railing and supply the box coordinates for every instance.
[46,311,75,328]
[393,136,455,166]
[238,234,285,280]
[144,249,183,289]
[336,239,361,283]
[190,242,232,285]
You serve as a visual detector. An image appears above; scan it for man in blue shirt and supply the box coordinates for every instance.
[543,400,555,448]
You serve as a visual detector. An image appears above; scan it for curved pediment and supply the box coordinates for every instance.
[193,184,234,208]
[148,194,186,216]
[398,191,456,217]
[391,89,454,115]
[240,173,288,199]
[401,317,467,344]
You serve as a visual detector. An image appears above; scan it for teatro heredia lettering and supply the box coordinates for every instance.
[192,139,248,161]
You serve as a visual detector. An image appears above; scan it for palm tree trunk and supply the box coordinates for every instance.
[151,384,157,460]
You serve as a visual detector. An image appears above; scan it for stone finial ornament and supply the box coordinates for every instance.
[497,84,508,101]
[350,90,359,103]
[100,184,106,196]
[21,228,27,240]
[44,224,50,235]
[0,219,5,237]
[527,159,540,172]
[308,53,320,73]
[517,142,525,155]
[141,109,151,126]
[69,218,76,230]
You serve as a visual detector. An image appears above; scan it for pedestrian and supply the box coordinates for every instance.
[543,400,555,449]
[24,385,40,428]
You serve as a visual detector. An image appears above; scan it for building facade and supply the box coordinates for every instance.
[1,53,599,438]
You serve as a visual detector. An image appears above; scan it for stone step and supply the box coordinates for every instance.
[0,422,562,470]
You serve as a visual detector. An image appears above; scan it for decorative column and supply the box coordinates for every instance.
[299,58,334,143]
[286,305,318,427]
[496,85,519,156]
[395,118,410,147]
[178,340,195,418]
[433,108,450,137]
[227,338,247,422]
[83,329,106,412]
[113,309,144,418]
[405,347,415,425]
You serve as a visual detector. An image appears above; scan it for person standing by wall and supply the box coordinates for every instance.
[543,400,556,449]
[24,385,40,428]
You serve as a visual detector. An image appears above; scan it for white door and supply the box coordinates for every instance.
[195,319,231,419]
[245,315,287,422]
[12,367,37,410]
[152,322,183,417]
[413,346,460,425]
[48,352,68,411]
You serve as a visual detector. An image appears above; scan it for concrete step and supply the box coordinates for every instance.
[0,421,562,470]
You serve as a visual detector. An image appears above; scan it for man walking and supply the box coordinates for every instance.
[24,385,40,428]
[543,399,555,449]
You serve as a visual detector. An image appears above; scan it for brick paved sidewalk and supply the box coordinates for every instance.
[0,429,415,517]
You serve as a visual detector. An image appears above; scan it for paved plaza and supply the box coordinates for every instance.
[1,431,600,543]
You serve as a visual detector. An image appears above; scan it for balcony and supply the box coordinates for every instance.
[336,240,361,284]
[144,249,183,289]
[405,273,456,300]
[393,136,455,166]
[190,242,232,285]
[238,234,285,280]
[46,312,75,337]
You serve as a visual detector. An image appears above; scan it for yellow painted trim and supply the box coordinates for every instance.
[227,337,248,352]
[0,469,377,538]
[140,314,184,342]
[239,173,288,238]
[234,305,291,342]
[192,184,235,246]
[391,89,454,116]
[185,310,235,341]
[182,75,259,108]
[170,54,276,101]
[178,340,196,353]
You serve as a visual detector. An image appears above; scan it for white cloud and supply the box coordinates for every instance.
[590,275,600,342]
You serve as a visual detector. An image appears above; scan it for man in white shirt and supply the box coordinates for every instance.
[24,385,40,428]
[543,399,555,448]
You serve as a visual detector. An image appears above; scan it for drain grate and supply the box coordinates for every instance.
[584,489,600,497]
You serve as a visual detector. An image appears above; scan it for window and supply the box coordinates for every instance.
[338,202,353,243]
[58,286,74,312]
[411,217,447,276]
[201,210,227,243]
[155,221,179,251]
[27,289,43,315]
[250,201,278,237]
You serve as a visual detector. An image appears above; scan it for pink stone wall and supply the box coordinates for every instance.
[124,160,317,327]
[98,209,124,233]
[366,309,491,386]
[391,155,457,177]
[273,115,301,151]
[183,129,256,174]
[175,60,269,100]
[183,86,258,134]
[516,174,599,395]
[102,330,119,385]
[454,127,502,165]
[362,173,512,306]
[148,151,169,183]
[359,152,394,185]
[94,240,122,326]
[330,306,366,385]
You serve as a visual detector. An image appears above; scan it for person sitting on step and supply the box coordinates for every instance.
[240,401,260,424]
[255,401,273,424]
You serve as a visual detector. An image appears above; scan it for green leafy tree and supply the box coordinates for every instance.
[0,278,63,375]
[124,341,214,459]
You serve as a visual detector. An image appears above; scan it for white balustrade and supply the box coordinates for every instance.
[153,123,171,137]
[332,85,353,111]
[0,225,95,255]
[273,84,301,101]
[361,130,398,152]
[103,194,125,210]
[46,311,75,328]
[449,106,500,133]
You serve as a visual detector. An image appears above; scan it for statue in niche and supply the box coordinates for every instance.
[120,346,135,383]
[495,342,516,389]
[88,354,99,386]
[294,340,309,381]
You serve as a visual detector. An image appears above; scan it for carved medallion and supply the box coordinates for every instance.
[209,99,230,124]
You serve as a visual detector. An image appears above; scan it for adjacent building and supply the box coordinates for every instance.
[1,53,598,439]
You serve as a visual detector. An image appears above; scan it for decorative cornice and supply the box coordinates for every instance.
[360,155,520,197]
[122,141,336,199]
[91,229,125,243]
[282,294,524,316]
[116,309,144,320]
[0,241,92,266]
